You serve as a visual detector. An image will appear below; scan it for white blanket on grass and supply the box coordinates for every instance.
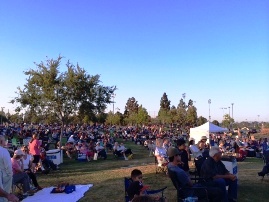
[22,184,93,202]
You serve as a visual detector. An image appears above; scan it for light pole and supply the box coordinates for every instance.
[112,94,116,114]
[208,99,211,122]
[231,103,234,119]
[1,107,5,125]
[182,93,186,103]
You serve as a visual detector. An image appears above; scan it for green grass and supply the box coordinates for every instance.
[35,140,269,202]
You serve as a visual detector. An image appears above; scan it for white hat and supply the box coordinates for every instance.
[189,137,195,141]
[209,146,221,157]
[14,149,24,156]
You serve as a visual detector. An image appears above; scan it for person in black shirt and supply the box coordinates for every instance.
[176,139,190,173]
[201,146,237,202]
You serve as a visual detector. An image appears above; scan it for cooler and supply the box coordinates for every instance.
[46,149,63,165]
[221,156,238,177]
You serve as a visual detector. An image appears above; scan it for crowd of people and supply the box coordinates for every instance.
[0,122,268,201]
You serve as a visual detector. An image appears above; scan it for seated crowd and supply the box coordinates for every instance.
[1,123,268,202]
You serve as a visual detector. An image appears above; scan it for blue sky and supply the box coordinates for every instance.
[0,0,268,122]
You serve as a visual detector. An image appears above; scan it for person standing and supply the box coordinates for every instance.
[28,133,41,172]
[0,135,13,202]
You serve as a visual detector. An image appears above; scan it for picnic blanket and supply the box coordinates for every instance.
[22,184,93,202]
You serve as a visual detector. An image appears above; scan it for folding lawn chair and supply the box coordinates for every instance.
[168,169,208,202]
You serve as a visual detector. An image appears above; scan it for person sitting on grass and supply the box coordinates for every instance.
[113,142,133,160]
[95,142,107,160]
[62,141,76,159]
[78,141,94,162]
[127,169,150,201]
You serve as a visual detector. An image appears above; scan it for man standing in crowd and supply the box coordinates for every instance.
[0,135,14,202]
[201,146,237,202]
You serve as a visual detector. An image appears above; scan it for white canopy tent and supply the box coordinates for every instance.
[189,122,228,142]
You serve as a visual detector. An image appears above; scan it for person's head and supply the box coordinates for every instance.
[167,147,182,164]
[176,139,186,150]
[22,146,29,154]
[0,135,6,147]
[209,146,222,162]
[219,140,224,146]
[131,195,155,202]
[131,169,143,182]
[155,138,163,147]
[200,136,208,142]
[13,149,24,159]
[189,138,195,146]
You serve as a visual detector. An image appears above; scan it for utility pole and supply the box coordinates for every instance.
[112,94,116,114]
[208,99,211,122]
[231,103,234,119]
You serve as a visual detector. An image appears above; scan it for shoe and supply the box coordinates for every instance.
[125,158,128,160]
[128,154,133,159]
[258,172,265,177]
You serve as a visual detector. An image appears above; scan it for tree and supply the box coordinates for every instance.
[136,105,149,125]
[11,56,116,145]
[212,120,220,126]
[197,116,207,126]
[124,97,139,116]
[221,114,234,129]
[160,92,171,111]
[186,105,197,127]
[158,109,172,124]
[106,111,121,125]
[176,98,187,127]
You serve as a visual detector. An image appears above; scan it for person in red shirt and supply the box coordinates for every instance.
[28,133,41,172]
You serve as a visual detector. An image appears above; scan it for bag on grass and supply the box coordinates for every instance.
[93,153,98,160]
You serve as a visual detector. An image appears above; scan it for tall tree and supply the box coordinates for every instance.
[124,97,139,116]
[160,92,171,111]
[11,56,115,145]
[136,105,149,125]
[186,105,197,127]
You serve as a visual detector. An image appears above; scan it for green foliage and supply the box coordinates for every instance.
[197,116,207,126]
[11,56,116,125]
[212,120,220,126]
[106,111,121,125]
[136,105,149,125]
[158,109,172,124]
[159,92,171,111]
[221,114,234,129]
[124,97,139,116]
[186,106,197,127]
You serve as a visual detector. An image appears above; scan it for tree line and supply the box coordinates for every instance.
[2,56,263,129]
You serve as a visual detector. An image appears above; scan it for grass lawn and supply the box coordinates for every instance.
[36,139,269,202]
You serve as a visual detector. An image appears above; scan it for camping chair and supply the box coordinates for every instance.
[155,156,168,174]
[124,177,167,202]
[168,169,208,202]
[193,156,206,182]
[260,150,269,179]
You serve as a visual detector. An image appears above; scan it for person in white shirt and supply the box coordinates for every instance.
[95,142,107,160]
[0,135,13,202]
[189,138,203,158]
[154,138,168,166]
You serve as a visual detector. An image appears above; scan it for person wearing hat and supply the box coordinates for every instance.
[167,147,222,202]
[11,149,34,197]
[200,146,237,202]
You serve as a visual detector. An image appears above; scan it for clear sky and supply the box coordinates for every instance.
[0,0,268,123]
